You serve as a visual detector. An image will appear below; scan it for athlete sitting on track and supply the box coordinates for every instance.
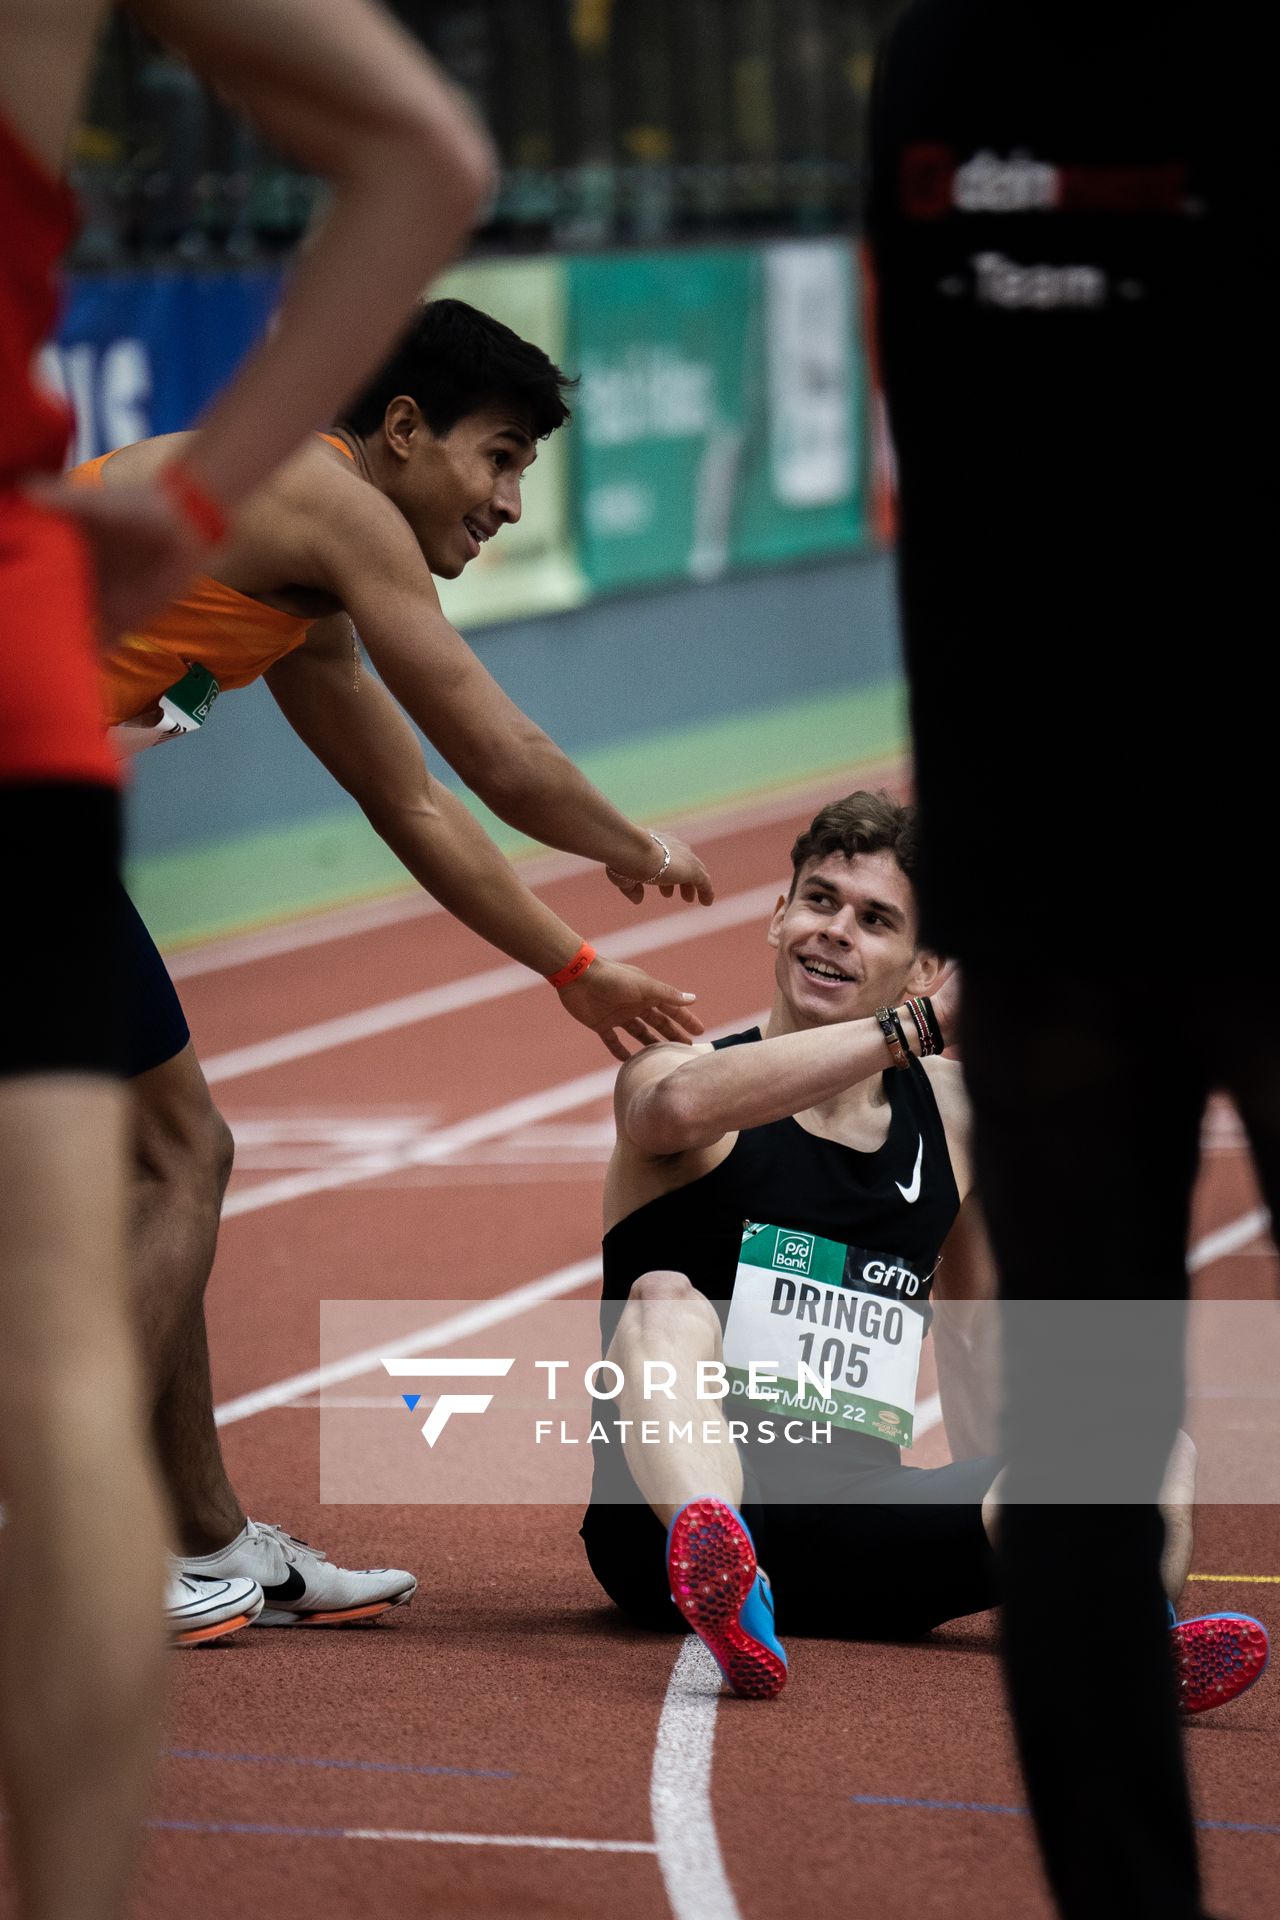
[580,791,1269,1707]
[71,297,715,1642]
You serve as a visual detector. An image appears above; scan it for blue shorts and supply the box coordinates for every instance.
[119,885,190,1078]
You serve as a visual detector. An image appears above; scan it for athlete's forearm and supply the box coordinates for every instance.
[129,0,495,513]
[932,1304,1001,1460]
[626,1016,916,1153]
[363,780,585,978]
[459,725,657,877]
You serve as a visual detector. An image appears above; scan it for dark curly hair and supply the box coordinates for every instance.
[338,297,575,441]
[788,791,918,898]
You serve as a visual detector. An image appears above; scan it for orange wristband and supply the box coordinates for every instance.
[158,460,230,547]
[547,941,596,990]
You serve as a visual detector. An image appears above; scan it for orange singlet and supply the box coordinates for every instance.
[0,110,116,787]
[76,434,356,727]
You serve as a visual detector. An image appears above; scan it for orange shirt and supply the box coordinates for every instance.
[75,433,354,726]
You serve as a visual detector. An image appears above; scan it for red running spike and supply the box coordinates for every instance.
[1172,1613,1269,1715]
[666,1500,788,1701]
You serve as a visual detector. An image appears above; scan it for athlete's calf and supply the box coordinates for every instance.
[608,1270,743,1526]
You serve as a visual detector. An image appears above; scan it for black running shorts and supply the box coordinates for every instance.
[0,781,123,1078]
[580,1453,1001,1640]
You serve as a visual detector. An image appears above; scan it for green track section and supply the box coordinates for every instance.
[129,678,907,950]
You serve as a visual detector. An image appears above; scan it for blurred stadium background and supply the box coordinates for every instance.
[58,0,905,945]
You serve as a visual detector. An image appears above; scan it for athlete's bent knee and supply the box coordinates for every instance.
[134,1066,234,1204]
[628,1270,699,1306]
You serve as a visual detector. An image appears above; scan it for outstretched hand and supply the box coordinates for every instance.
[25,475,210,639]
[556,956,704,1062]
[605,832,714,907]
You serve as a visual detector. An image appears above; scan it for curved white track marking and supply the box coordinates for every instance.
[220,1009,770,1219]
[204,885,782,1085]
[651,1638,743,1920]
[1187,1208,1271,1270]
[214,1254,602,1425]
[649,1394,948,1920]
[170,762,905,980]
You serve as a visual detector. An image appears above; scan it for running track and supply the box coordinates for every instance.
[8,771,1279,1919]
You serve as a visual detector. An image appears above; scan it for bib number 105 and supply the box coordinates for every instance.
[797,1331,871,1389]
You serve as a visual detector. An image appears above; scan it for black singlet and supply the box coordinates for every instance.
[598,1029,961,1493]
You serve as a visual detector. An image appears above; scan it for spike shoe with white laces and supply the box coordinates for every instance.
[177,1519,417,1626]
[167,1571,264,1646]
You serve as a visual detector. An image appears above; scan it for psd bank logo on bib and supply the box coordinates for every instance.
[773,1229,815,1276]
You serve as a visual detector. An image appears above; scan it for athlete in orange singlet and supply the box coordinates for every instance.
[70,296,719,1636]
[1,2,493,1915]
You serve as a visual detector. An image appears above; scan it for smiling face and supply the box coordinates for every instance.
[376,398,538,578]
[767,849,940,1032]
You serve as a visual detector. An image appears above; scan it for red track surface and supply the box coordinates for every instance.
[7,777,1279,1919]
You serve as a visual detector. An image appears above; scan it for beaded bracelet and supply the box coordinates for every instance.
[906,993,945,1054]
[904,998,932,1056]
[874,1005,911,1071]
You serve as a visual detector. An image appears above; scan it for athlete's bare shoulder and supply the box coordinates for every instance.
[919,1053,975,1201]
[605,1041,732,1230]
[615,1037,715,1096]
[217,434,427,609]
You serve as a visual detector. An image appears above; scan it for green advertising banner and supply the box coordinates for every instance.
[431,258,587,632]
[567,240,865,595]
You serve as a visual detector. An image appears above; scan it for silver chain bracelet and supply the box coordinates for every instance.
[607,829,672,888]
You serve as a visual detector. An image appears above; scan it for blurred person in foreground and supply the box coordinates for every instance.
[71,293,714,1636]
[1,0,496,1913]
[868,4,1272,1916]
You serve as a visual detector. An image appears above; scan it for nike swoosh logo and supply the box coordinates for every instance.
[260,1565,308,1603]
[895,1133,924,1205]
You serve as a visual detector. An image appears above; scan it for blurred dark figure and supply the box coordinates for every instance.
[868,4,1273,1916]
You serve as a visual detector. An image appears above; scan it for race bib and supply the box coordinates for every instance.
[723,1223,925,1444]
[112,663,220,755]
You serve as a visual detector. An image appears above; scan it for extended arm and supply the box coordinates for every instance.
[931,1195,1001,1461]
[297,492,712,899]
[31,0,493,631]
[127,0,494,511]
[265,622,704,1059]
[616,1011,931,1155]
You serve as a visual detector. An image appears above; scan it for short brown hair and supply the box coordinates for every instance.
[788,791,918,897]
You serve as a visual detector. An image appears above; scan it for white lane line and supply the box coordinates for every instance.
[204,885,781,1085]
[916,1391,942,1432]
[1187,1208,1272,1270]
[155,1820,654,1853]
[651,1639,742,1920]
[343,1829,656,1853]
[224,1067,615,1216]
[214,1254,602,1425]
[170,761,905,981]
[649,1396,948,1920]
[220,1008,770,1220]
